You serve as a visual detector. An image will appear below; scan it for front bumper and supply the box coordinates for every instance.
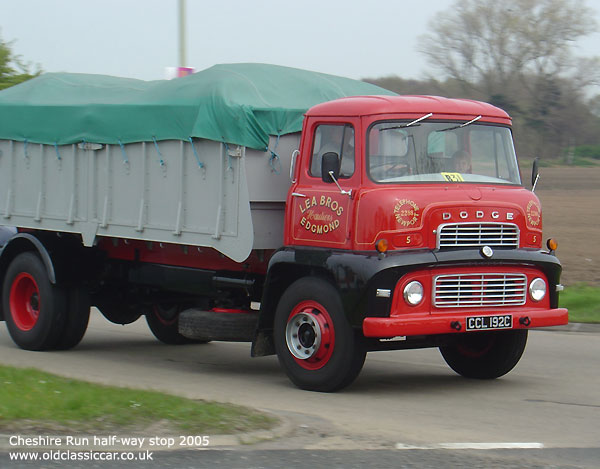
[363,307,568,338]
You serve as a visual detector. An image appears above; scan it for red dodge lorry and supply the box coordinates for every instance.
[0,64,567,391]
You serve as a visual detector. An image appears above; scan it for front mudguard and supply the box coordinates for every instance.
[252,246,564,355]
[255,248,436,337]
[265,246,563,319]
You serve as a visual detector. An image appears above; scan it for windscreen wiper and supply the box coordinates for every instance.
[438,115,482,132]
[379,113,433,131]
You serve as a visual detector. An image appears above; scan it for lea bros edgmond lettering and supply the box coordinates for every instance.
[299,195,344,234]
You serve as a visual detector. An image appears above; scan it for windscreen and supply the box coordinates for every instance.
[367,121,521,185]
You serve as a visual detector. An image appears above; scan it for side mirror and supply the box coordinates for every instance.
[289,149,300,183]
[531,157,540,191]
[321,152,340,183]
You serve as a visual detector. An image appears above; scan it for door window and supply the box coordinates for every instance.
[310,124,355,178]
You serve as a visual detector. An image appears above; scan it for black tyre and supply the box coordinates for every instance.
[55,288,91,350]
[178,309,256,342]
[146,304,204,345]
[3,252,67,351]
[274,277,366,392]
[440,329,528,379]
[95,300,141,325]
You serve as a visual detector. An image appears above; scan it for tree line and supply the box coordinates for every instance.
[2,0,599,162]
[365,0,600,162]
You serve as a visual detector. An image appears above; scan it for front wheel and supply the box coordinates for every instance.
[440,329,528,379]
[274,277,366,392]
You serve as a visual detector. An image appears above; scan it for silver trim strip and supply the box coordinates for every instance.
[437,222,520,249]
[433,273,527,308]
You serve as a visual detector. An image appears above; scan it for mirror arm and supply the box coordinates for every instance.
[328,171,352,198]
[532,173,540,192]
[531,157,540,192]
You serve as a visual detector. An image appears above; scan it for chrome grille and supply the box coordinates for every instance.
[438,223,519,248]
[434,273,527,308]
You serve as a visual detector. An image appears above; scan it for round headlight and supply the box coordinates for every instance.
[529,277,547,302]
[403,281,424,306]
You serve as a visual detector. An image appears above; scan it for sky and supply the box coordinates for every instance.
[0,0,599,83]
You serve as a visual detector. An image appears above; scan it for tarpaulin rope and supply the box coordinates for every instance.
[54,143,62,161]
[188,137,205,169]
[117,139,129,165]
[267,133,282,174]
[152,136,165,167]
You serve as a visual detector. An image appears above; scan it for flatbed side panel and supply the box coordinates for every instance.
[0,139,256,263]
[245,133,299,202]
[244,133,299,249]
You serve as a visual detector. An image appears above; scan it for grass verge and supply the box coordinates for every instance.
[560,284,600,324]
[0,366,276,434]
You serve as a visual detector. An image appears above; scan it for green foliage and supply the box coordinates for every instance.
[559,284,600,324]
[573,145,600,160]
[0,34,39,90]
[0,73,37,90]
[562,156,599,167]
[0,366,276,434]
[0,40,13,77]
[559,145,600,166]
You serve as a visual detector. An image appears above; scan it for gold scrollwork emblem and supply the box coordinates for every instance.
[526,200,541,227]
[394,199,420,227]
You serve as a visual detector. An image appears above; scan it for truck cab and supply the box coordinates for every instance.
[288,95,535,252]
[267,95,566,390]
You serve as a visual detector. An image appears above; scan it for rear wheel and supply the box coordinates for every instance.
[146,304,205,345]
[274,277,366,392]
[54,288,90,350]
[95,299,141,325]
[3,252,67,350]
[440,329,528,379]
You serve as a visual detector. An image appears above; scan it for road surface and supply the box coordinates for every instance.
[1,311,598,467]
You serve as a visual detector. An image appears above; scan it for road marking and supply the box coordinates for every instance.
[395,442,544,450]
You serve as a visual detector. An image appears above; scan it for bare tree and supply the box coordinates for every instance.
[419,0,598,96]
[418,0,599,159]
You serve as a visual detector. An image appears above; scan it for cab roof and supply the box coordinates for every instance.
[306,95,512,125]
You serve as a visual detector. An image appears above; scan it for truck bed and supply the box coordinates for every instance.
[0,134,299,262]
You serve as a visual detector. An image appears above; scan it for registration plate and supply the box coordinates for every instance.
[466,315,512,331]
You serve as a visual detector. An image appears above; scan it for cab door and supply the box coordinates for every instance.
[287,120,359,249]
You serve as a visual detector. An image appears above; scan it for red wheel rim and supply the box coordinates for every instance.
[152,305,178,326]
[457,334,496,358]
[10,273,41,331]
[286,300,335,370]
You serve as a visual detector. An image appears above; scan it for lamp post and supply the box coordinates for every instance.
[178,0,186,68]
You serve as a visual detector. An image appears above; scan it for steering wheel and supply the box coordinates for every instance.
[370,156,410,179]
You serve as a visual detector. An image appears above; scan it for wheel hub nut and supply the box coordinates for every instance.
[286,312,322,359]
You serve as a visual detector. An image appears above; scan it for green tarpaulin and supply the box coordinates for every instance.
[0,63,394,150]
